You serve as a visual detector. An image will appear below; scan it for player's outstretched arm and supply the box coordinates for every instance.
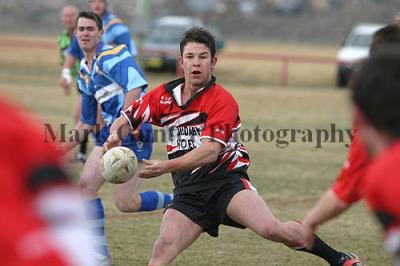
[139,140,223,179]
[301,189,350,248]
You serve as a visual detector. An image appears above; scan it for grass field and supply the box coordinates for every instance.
[0,37,391,265]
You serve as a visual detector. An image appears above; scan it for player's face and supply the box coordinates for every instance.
[179,42,217,89]
[76,17,103,53]
[89,0,106,17]
[61,8,77,29]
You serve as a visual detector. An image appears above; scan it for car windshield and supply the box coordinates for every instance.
[345,33,372,48]
[147,25,186,44]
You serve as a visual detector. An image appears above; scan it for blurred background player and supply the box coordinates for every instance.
[351,44,400,266]
[58,5,88,163]
[301,24,400,250]
[60,0,139,90]
[60,11,172,265]
[0,94,96,266]
[89,0,138,57]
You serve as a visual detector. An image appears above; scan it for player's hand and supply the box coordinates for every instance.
[131,128,141,140]
[300,223,316,250]
[138,159,168,179]
[59,76,71,95]
[104,132,122,152]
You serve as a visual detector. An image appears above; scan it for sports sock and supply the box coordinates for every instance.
[295,235,345,265]
[139,191,174,211]
[79,138,88,154]
[85,197,110,258]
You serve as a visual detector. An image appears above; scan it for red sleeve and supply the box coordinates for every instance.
[332,128,370,204]
[200,88,239,146]
[122,86,162,128]
[364,149,400,230]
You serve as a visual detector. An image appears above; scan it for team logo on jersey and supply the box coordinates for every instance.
[214,127,226,136]
[160,96,172,105]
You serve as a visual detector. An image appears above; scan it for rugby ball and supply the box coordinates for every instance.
[101,146,138,184]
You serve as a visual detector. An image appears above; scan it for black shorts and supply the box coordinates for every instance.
[165,174,256,237]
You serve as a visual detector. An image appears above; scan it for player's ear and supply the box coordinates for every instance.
[178,55,183,68]
[352,104,367,128]
[211,56,217,71]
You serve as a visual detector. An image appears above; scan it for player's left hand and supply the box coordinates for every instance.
[139,159,169,178]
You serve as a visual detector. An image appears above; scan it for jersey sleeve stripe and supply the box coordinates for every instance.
[97,44,127,61]
[120,110,133,129]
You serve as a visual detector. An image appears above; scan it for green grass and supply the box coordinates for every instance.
[0,38,391,266]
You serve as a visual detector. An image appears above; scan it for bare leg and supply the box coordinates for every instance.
[114,162,143,212]
[148,209,203,266]
[226,190,304,248]
[79,146,105,198]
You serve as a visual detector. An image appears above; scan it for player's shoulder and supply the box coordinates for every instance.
[147,83,170,98]
[209,82,238,106]
[98,44,129,60]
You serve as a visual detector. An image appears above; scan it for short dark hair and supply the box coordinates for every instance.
[180,27,216,58]
[352,48,400,136]
[76,11,103,31]
[370,24,400,55]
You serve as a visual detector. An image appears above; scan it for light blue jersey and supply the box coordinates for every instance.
[102,10,138,57]
[78,42,152,159]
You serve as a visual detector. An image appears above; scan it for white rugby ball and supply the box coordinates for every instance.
[101,146,138,184]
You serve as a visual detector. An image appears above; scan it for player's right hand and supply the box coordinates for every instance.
[104,133,121,152]
[59,76,71,95]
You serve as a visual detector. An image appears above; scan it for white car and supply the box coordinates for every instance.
[336,23,384,87]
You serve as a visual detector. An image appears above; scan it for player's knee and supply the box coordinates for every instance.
[153,235,174,255]
[78,179,98,197]
[114,193,141,213]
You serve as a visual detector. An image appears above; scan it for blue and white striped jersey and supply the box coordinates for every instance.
[102,10,138,57]
[77,42,147,126]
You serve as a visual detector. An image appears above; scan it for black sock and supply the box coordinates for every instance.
[296,235,344,265]
[79,138,88,154]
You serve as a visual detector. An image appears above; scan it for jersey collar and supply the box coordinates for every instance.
[164,76,216,110]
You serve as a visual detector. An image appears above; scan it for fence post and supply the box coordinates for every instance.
[281,58,289,86]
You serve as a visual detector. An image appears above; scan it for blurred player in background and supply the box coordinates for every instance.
[89,0,138,57]
[60,0,139,91]
[58,5,88,163]
[106,26,363,266]
[301,24,400,251]
[0,95,95,266]
[351,44,400,266]
[60,11,172,265]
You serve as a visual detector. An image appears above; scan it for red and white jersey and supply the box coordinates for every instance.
[0,96,95,266]
[122,77,250,193]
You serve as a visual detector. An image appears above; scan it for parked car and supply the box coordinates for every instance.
[336,23,384,87]
[140,16,224,72]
